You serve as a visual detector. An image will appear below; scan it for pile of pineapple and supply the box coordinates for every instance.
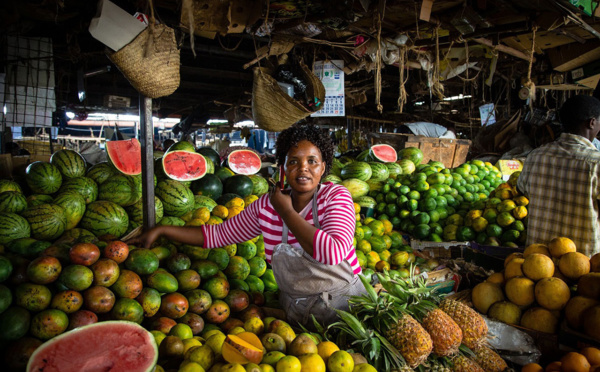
[328,272,509,372]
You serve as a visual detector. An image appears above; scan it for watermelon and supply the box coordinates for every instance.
[80,200,129,238]
[27,194,54,207]
[7,238,51,257]
[355,149,372,162]
[249,175,269,196]
[217,193,242,206]
[53,192,87,230]
[223,175,254,198]
[226,149,262,175]
[398,147,424,166]
[154,157,168,180]
[0,179,22,194]
[214,166,235,182]
[59,177,98,204]
[106,139,142,176]
[366,180,383,192]
[166,141,195,153]
[55,228,98,246]
[196,147,221,166]
[341,178,370,199]
[162,150,208,181]
[86,162,117,185]
[338,156,354,165]
[330,158,344,177]
[397,159,416,175]
[194,195,217,211]
[322,174,342,184]
[0,191,27,214]
[371,144,398,162]
[157,216,186,226]
[204,156,215,174]
[340,162,372,182]
[385,162,403,178]
[368,162,390,182]
[21,204,67,241]
[50,149,86,178]
[0,213,31,245]
[25,161,62,194]
[27,321,158,372]
[191,174,223,200]
[355,195,377,217]
[155,180,195,217]
[98,175,141,207]
[126,196,164,225]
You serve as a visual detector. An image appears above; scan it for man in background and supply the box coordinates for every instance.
[518,95,600,256]
[395,122,456,138]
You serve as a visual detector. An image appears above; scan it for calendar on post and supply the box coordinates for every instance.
[311,60,345,117]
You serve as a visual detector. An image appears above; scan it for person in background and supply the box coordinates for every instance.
[395,122,456,138]
[128,123,365,327]
[518,95,600,257]
[247,129,268,154]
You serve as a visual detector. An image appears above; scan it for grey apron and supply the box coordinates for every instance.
[271,191,367,328]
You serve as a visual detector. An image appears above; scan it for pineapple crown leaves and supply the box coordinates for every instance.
[331,309,408,371]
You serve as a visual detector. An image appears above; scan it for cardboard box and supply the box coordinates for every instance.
[496,159,523,178]
[368,133,471,168]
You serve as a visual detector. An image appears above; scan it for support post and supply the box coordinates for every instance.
[346,106,353,151]
[140,96,156,229]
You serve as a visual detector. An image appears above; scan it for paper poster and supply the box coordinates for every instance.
[479,103,496,126]
[311,60,345,117]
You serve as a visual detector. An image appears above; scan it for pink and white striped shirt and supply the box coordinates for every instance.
[202,182,361,275]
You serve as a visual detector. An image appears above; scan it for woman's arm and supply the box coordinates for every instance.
[127,225,204,248]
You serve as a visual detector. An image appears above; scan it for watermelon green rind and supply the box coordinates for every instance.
[217,193,243,206]
[397,159,416,175]
[50,149,86,179]
[0,180,22,194]
[155,180,195,217]
[341,179,370,199]
[27,194,54,208]
[157,216,186,226]
[322,175,342,184]
[368,162,390,182]
[340,162,372,182]
[214,166,235,182]
[0,191,27,214]
[98,175,141,207]
[86,162,116,185]
[191,174,223,200]
[126,197,164,225]
[194,195,217,211]
[398,147,424,167]
[162,151,208,182]
[25,161,63,194]
[59,177,98,205]
[385,162,403,178]
[166,141,196,153]
[330,158,344,177]
[80,201,129,238]
[196,147,221,165]
[106,139,142,176]
[0,213,31,245]
[53,192,87,230]
[21,204,67,241]
[370,144,398,162]
[223,175,254,198]
[27,320,158,372]
[249,175,269,196]
[226,150,262,175]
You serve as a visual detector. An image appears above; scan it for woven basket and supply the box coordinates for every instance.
[252,62,326,132]
[107,23,180,99]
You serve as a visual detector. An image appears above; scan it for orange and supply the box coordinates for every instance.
[487,272,505,286]
[298,353,326,372]
[505,277,535,306]
[353,203,361,214]
[276,355,302,372]
[544,361,561,372]
[514,195,529,206]
[512,206,528,220]
[521,363,543,372]
[212,205,229,219]
[580,347,600,366]
[523,244,550,257]
[193,207,211,223]
[317,341,339,364]
[560,352,590,372]
[522,254,554,281]
[591,253,600,272]
[327,350,355,372]
[504,258,525,280]
[505,252,524,267]
[548,237,577,258]
[535,277,570,310]
[558,252,591,281]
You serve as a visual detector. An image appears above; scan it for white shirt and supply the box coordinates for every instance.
[405,122,456,138]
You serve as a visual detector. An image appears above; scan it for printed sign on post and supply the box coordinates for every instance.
[479,103,496,126]
[312,60,345,117]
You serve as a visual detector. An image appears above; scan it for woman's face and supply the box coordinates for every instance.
[284,140,326,193]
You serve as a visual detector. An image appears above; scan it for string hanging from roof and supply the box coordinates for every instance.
[432,24,445,100]
[524,26,538,112]
[375,12,384,113]
[397,45,408,113]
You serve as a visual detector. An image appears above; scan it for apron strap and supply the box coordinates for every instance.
[281,189,320,244]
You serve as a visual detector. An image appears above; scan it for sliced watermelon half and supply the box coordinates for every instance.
[106,139,142,176]
[370,144,398,162]
[163,150,208,181]
[27,320,158,372]
[227,149,262,175]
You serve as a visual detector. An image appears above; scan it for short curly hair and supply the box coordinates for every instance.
[275,123,333,176]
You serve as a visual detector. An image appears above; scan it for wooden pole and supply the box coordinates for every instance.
[140,96,156,229]
[472,38,535,62]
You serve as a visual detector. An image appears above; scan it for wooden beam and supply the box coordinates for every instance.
[139,96,155,230]
[472,38,535,62]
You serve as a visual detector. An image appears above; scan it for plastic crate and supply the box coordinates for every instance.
[410,239,470,259]
[558,319,600,349]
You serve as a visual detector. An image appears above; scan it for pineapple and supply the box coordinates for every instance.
[471,344,508,372]
[452,355,485,372]
[438,299,488,349]
[419,307,463,356]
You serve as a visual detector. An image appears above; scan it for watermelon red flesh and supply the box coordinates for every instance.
[106,139,142,176]
[227,150,262,175]
[371,144,398,162]
[27,320,157,372]
[163,151,208,181]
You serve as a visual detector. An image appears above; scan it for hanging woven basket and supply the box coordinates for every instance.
[107,22,180,99]
[252,62,325,132]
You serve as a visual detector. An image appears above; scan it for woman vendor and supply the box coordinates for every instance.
[129,123,366,327]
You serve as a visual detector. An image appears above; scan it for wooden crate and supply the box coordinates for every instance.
[368,133,471,168]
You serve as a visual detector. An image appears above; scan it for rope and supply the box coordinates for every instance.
[375,12,383,113]
[182,0,196,57]
[397,46,408,113]
[431,24,444,99]
[217,34,244,52]
[524,26,538,112]
[456,38,481,82]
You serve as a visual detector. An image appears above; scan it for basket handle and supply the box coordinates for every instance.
[143,0,157,58]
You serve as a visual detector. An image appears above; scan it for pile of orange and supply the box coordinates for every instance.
[522,347,600,372]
